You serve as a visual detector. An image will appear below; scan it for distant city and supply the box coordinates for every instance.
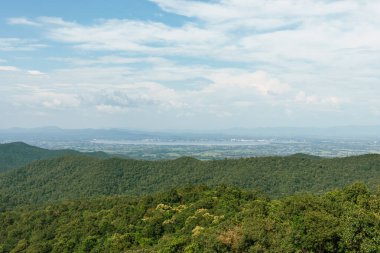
[1,127,380,160]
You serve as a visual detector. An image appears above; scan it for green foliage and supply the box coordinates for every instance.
[2,152,380,209]
[2,143,380,251]
[1,184,380,252]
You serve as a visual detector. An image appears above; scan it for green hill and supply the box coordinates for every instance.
[2,152,380,209]
[1,183,379,252]
[0,142,109,172]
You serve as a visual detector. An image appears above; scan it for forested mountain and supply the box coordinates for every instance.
[0,142,109,172]
[1,143,380,252]
[1,183,379,252]
[2,152,380,209]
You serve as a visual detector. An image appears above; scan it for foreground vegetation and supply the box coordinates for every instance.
[1,183,380,252]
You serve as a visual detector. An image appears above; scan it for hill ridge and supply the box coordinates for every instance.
[1,150,380,209]
[0,141,109,172]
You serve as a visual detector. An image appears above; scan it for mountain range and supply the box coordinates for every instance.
[1,142,380,210]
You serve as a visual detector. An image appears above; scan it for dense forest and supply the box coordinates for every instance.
[1,148,380,209]
[1,183,380,252]
[1,143,380,252]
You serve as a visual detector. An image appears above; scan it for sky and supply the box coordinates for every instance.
[0,0,380,130]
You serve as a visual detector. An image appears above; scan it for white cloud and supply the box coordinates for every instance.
[1,60,350,117]
[151,0,359,23]
[41,94,80,109]
[37,16,76,26]
[0,66,19,71]
[0,67,47,76]
[0,59,365,128]
[27,70,46,76]
[32,18,224,55]
[12,1,379,74]
[3,1,380,127]
[3,65,290,112]
[93,82,182,111]
[95,104,129,113]
[295,91,349,107]
[7,17,40,26]
[203,71,290,96]
[50,55,170,66]
[13,90,81,109]
[0,38,47,51]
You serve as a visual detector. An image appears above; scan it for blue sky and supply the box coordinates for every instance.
[1,0,380,129]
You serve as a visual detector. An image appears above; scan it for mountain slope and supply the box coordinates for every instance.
[2,153,380,209]
[0,142,109,172]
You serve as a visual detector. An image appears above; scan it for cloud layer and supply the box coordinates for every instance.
[1,0,380,128]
